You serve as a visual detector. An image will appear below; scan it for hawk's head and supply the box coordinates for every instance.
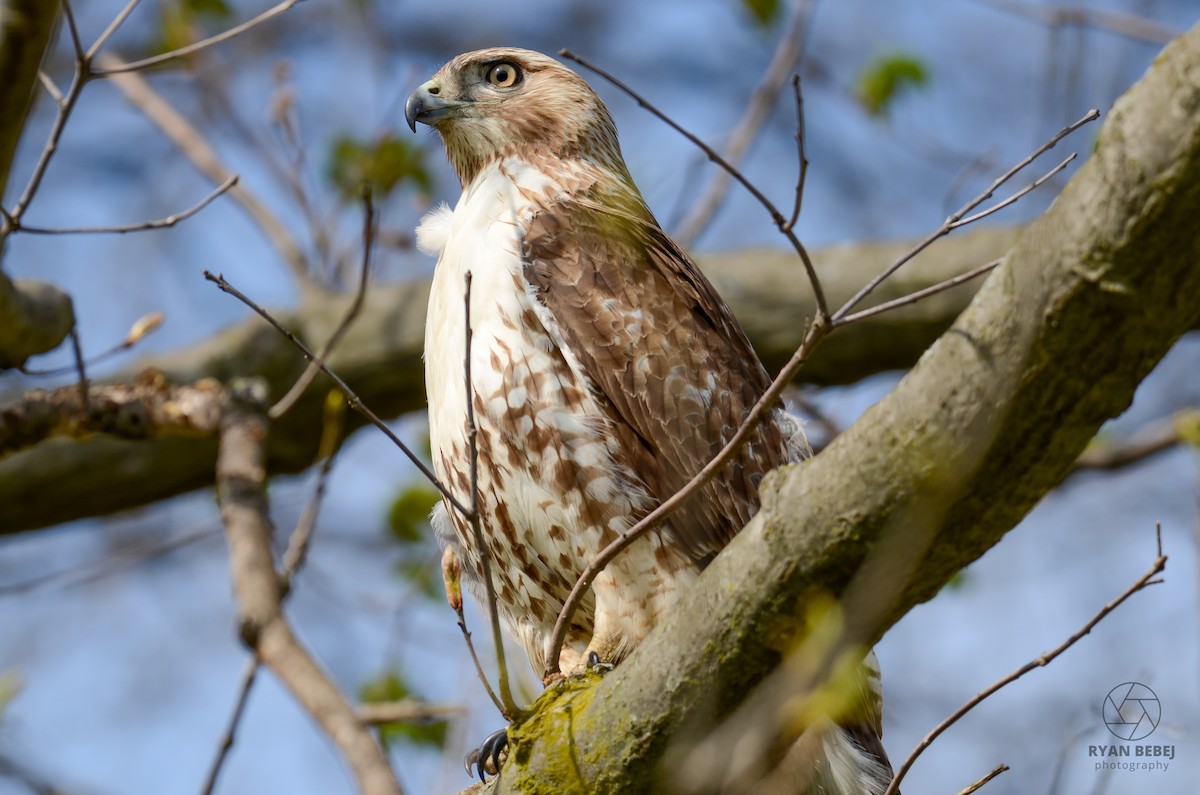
[405,48,626,186]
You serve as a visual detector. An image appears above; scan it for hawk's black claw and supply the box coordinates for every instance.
[464,727,509,782]
[586,650,614,674]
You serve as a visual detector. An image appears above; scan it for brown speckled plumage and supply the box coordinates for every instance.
[410,48,893,793]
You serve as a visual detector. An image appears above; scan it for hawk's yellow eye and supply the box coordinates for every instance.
[486,62,521,88]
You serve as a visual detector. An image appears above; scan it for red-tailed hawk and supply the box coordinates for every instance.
[406,48,892,793]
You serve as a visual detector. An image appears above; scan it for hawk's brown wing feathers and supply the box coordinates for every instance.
[521,184,789,563]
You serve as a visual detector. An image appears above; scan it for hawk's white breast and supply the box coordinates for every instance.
[423,157,673,670]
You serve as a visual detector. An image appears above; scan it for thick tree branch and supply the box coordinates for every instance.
[216,380,403,795]
[0,371,225,455]
[0,0,58,199]
[0,228,1020,533]
[487,22,1200,793]
[0,273,75,369]
[0,1,74,368]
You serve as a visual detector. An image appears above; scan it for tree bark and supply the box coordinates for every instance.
[487,21,1200,794]
[0,1,75,368]
[0,227,1017,534]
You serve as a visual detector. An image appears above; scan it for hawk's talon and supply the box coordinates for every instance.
[586,650,614,674]
[464,727,509,782]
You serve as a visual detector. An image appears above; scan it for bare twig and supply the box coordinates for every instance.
[955,764,1009,795]
[833,109,1099,323]
[92,0,303,75]
[279,392,345,589]
[1073,409,1199,471]
[60,0,85,62]
[975,0,1182,45]
[102,54,313,288]
[0,752,71,795]
[271,190,374,419]
[783,74,809,233]
[454,608,505,716]
[0,524,216,596]
[68,327,89,417]
[19,311,164,377]
[86,0,142,59]
[461,270,518,719]
[14,175,237,235]
[673,0,814,246]
[882,525,1167,795]
[788,390,841,445]
[199,656,259,795]
[832,258,1001,327]
[561,49,829,319]
[3,49,88,244]
[357,700,465,726]
[202,270,467,516]
[35,71,63,104]
[949,154,1074,228]
[204,392,345,795]
[215,380,403,795]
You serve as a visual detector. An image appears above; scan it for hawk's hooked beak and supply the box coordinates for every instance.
[405,79,470,132]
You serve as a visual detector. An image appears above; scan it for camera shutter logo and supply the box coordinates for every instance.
[1103,682,1161,741]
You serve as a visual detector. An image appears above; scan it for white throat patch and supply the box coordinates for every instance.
[415,202,454,256]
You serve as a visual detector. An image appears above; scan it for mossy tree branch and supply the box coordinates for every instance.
[0,228,1019,534]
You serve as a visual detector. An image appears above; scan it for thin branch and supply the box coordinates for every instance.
[92,0,303,75]
[280,392,344,588]
[832,258,1001,327]
[454,605,505,715]
[0,752,73,795]
[955,764,1009,795]
[782,74,809,233]
[357,700,465,726]
[14,175,237,235]
[204,393,345,795]
[86,0,142,59]
[19,312,164,377]
[882,524,1167,795]
[832,109,1099,323]
[673,0,815,247]
[202,270,467,516]
[975,0,1182,45]
[102,54,314,288]
[461,270,518,718]
[4,56,88,243]
[1073,409,1199,472]
[36,71,63,105]
[216,381,404,795]
[788,390,841,445]
[271,189,374,419]
[0,524,216,596]
[68,327,89,417]
[60,0,85,62]
[949,154,1075,228]
[199,656,259,795]
[561,49,829,320]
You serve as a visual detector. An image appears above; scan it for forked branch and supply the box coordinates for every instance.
[882,525,1167,795]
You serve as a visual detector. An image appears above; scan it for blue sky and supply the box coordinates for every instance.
[1,1,1197,794]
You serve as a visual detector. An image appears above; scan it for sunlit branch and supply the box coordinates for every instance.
[14,175,237,235]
